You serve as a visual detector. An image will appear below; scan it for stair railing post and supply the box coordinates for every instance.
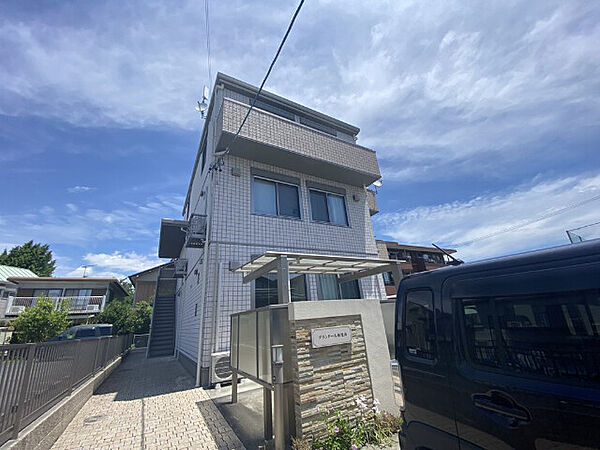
[12,343,35,439]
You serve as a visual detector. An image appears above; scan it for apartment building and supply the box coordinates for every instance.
[376,240,457,296]
[156,73,386,386]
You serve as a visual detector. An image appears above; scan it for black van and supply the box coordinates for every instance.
[393,239,600,449]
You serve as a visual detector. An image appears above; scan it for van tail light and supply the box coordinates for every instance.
[391,359,405,410]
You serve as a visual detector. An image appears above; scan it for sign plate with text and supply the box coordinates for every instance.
[311,326,352,348]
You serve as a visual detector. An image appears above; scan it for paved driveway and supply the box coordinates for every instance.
[52,349,245,450]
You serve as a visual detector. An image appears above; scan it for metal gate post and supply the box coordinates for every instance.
[263,387,273,445]
[231,372,238,403]
[12,344,35,439]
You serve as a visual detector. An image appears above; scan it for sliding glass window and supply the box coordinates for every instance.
[309,189,348,226]
[252,177,300,218]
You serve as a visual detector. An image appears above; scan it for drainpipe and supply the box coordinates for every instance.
[195,169,217,386]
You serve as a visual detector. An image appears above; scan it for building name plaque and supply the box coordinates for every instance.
[311,326,352,348]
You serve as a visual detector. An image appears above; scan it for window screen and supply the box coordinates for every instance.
[405,290,436,359]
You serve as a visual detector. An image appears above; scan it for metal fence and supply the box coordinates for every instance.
[0,334,133,445]
[133,334,149,348]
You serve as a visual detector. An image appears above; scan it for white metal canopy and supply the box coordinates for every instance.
[234,251,404,287]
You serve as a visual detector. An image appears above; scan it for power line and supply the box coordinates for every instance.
[210,0,306,171]
[450,192,600,248]
[204,0,212,88]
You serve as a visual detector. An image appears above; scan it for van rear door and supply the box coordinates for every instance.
[448,262,600,449]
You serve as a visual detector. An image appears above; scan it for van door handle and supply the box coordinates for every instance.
[472,391,531,423]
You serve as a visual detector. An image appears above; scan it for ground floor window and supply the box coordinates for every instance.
[254,273,307,308]
[318,274,361,300]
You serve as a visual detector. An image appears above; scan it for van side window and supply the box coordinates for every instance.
[405,290,436,360]
[460,289,600,384]
[462,300,501,368]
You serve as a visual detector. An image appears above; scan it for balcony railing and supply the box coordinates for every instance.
[5,296,106,316]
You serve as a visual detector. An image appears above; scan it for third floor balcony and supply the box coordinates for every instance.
[215,97,381,187]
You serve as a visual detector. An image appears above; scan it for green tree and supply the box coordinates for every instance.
[11,296,70,343]
[94,297,133,335]
[130,301,152,334]
[94,297,153,335]
[0,241,56,276]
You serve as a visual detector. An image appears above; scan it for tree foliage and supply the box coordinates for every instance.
[0,241,56,276]
[11,297,70,343]
[94,298,152,335]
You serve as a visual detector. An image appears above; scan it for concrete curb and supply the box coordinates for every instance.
[2,355,124,450]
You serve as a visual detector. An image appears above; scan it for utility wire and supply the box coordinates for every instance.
[204,0,212,88]
[210,0,306,171]
[450,192,600,248]
[192,0,306,215]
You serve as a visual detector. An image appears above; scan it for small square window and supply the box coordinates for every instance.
[309,189,348,225]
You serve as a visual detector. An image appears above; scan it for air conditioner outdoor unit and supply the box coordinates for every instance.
[86,304,100,312]
[185,214,207,248]
[210,351,232,385]
[9,305,26,315]
[174,259,188,278]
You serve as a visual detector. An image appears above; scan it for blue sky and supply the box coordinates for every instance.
[1,0,599,278]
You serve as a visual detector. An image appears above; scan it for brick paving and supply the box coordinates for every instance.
[52,349,245,450]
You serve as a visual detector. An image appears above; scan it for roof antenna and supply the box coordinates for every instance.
[432,243,463,266]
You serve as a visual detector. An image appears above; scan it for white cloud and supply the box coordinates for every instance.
[67,186,94,193]
[83,251,162,273]
[374,172,600,261]
[66,203,78,212]
[0,194,184,248]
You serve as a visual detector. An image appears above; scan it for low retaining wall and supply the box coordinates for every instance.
[2,354,124,450]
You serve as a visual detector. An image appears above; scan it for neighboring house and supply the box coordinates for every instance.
[376,240,457,296]
[128,263,169,304]
[5,277,129,321]
[0,265,38,318]
[156,72,386,386]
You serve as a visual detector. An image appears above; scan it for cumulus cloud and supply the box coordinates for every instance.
[374,172,600,261]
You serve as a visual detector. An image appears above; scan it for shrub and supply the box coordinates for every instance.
[293,396,403,450]
[10,296,70,343]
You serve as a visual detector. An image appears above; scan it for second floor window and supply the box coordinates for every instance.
[309,189,348,225]
[252,177,300,218]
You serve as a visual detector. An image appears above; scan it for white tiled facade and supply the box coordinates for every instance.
[172,74,385,385]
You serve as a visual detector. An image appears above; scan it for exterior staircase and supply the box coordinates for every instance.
[147,265,177,358]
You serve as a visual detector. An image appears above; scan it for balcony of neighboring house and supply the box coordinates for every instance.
[5,294,107,316]
[3,277,129,318]
[214,95,381,187]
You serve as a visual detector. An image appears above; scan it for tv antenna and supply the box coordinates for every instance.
[431,243,463,266]
[80,264,95,278]
[195,86,209,119]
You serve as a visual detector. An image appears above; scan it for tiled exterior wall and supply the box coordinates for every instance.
[174,87,385,381]
[289,315,374,440]
[220,98,380,179]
